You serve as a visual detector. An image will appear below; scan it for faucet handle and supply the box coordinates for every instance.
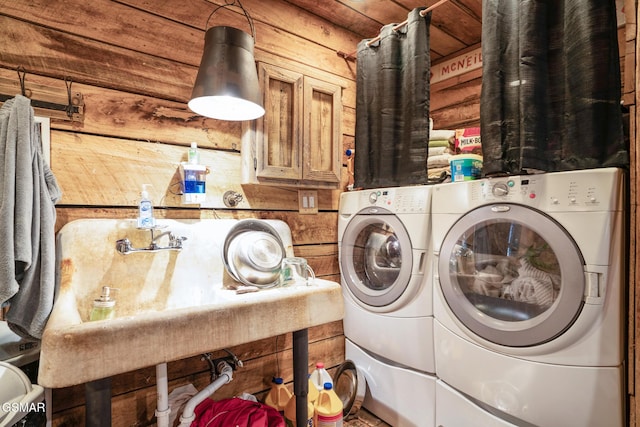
[169,234,187,249]
[116,238,132,255]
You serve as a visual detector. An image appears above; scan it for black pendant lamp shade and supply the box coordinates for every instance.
[188,1,265,121]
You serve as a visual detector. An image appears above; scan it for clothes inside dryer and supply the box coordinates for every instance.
[450,219,561,319]
[438,203,587,348]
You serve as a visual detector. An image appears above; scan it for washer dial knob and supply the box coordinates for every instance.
[492,182,509,197]
[369,192,378,204]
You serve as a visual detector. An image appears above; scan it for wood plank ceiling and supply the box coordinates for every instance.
[283,0,482,62]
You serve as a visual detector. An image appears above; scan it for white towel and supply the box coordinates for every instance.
[0,95,62,340]
[427,153,452,168]
[430,129,455,140]
[168,383,199,426]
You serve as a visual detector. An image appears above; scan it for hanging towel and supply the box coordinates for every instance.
[0,95,62,340]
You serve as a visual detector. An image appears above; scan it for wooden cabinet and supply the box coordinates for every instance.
[242,62,342,189]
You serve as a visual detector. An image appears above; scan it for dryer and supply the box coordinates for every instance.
[431,168,626,427]
[339,185,436,426]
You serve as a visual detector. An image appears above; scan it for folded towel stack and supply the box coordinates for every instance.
[427,128,455,181]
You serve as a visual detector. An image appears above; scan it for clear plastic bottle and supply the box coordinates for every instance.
[137,184,155,229]
[89,286,116,321]
[310,362,333,392]
[314,382,343,427]
[264,377,292,414]
[188,142,200,165]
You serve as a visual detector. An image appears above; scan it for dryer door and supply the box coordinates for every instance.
[340,207,413,307]
[438,203,585,347]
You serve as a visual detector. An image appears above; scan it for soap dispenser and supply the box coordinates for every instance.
[180,142,206,204]
[90,286,117,321]
[137,184,156,229]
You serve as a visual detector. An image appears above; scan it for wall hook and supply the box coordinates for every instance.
[64,76,74,119]
[17,66,27,96]
[223,191,243,207]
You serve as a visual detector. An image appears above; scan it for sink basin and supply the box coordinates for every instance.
[38,219,344,388]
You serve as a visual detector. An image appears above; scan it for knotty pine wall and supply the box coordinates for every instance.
[0,0,479,424]
[2,0,634,425]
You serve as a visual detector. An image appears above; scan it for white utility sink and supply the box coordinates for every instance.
[38,219,343,388]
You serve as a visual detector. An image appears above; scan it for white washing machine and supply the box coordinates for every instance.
[338,185,436,426]
[431,168,626,427]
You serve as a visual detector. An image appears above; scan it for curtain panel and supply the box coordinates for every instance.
[354,8,431,189]
[481,0,629,175]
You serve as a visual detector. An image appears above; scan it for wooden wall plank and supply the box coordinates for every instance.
[116,0,363,62]
[431,99,481,129]
[51,131,343,210]
[0,15,194,102]
[0,1,358,99]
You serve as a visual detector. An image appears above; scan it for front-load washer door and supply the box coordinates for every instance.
[438,203,585,347]
[340,207,414,308]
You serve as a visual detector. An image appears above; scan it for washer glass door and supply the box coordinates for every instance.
[438,203,585,347]
[341,208,413,307]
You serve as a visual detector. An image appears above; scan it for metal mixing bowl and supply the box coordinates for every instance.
[230,231,283,286]
[222,220,286,288]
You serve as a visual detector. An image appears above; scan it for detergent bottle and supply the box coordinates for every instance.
[307,374,319,403]
[310,362,333,392]
[314,382,343,427]
[264,377,292,414]
[284,392,315,427]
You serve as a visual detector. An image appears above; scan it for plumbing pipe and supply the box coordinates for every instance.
[155,363,170,427]
[178,361,234,427]
[85,377,111,427]
[293,329,309,427]
[45,388,52,427]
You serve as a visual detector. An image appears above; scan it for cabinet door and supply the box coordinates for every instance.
[303,76,342,185]
[256,63,303,180]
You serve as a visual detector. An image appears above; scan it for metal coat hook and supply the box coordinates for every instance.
[64,76,74,119]
[0,67,85,123]
[17,66,27,97]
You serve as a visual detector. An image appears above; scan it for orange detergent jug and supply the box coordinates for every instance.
[264,377,292,414]
[284,393,315,427]
[314,382,343,427]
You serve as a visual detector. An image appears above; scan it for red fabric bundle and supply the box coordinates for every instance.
[193,397,285,427]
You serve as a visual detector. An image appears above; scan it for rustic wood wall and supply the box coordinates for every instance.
[0,0,479,424]
[3,0,633,425]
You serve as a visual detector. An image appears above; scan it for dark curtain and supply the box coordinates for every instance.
[481,0,629,175]
[354,8,431,189]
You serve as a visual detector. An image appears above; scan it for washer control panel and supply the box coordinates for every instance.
[365,187,429,213]
[469,169,621,211]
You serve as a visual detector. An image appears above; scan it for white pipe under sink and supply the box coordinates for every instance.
[155,363,170,427]
[177,361,234,427]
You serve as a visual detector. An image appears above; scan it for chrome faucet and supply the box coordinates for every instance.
[116,228,187,255]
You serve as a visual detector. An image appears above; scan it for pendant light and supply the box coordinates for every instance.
[188,0,265,121]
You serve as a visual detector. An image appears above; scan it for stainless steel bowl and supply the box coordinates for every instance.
[222,220,286,288]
